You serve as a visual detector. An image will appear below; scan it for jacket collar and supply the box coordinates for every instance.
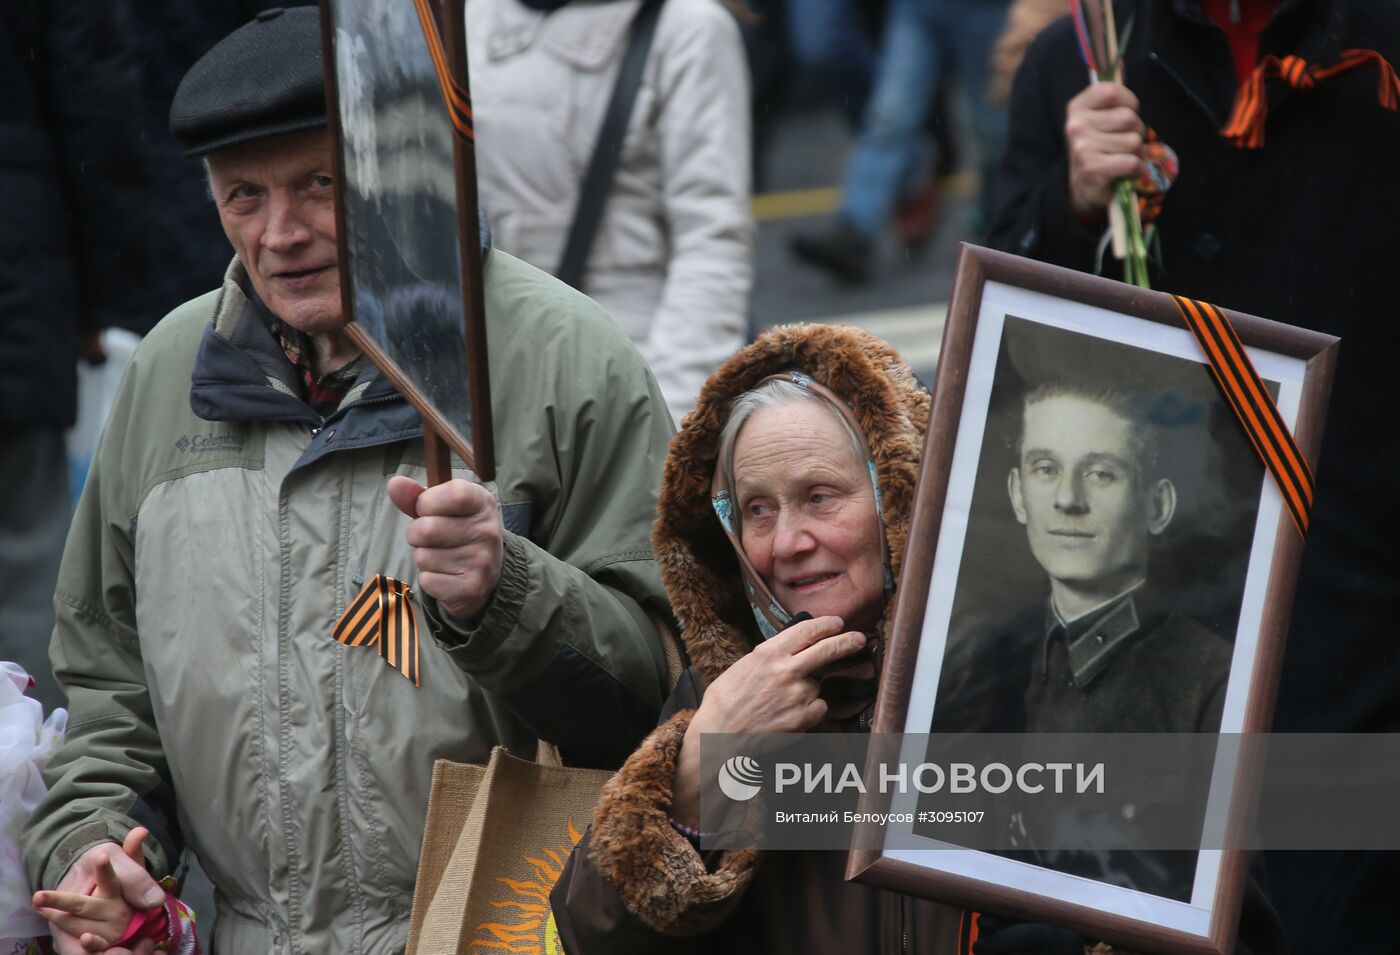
[541,0,641,70]
[190,258,324,426]
[1148,0,1346,126]
[1163,0,1336,39]
[190,267,423,472]
[1033,579,1189,690]
[1041,586,1144,689]
[481,0,641,70]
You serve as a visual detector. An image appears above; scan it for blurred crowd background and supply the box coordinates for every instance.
[2,2,1051,932]
[8,4,1400,951]
[2,0,1056,710]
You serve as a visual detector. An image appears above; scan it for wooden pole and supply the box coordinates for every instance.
[438,0,496,484]
[423,425,454,487]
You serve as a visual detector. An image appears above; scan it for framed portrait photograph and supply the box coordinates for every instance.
[319,0,494,480]
[847,245,1338,954]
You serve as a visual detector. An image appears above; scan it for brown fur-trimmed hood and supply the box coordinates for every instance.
[655,323,930,685]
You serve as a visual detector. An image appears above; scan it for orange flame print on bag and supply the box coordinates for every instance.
[468,822,586,955]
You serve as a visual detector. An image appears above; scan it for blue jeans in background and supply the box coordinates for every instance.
[782,0,875,125]
[838,0,1011,237]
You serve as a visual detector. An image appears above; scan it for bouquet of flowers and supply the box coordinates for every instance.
[1068,0,1171,288]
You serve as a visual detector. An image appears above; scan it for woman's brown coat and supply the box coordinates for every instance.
[549,324,968,954]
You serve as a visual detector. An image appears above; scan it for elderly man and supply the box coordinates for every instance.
[23,7,674,954]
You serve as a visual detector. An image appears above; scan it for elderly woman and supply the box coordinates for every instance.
[550,325,1283,955]
[546,323,967,953]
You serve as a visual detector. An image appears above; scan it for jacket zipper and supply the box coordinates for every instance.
[295,393,406,472]
[313,392,402,435]
[344,393,401,411]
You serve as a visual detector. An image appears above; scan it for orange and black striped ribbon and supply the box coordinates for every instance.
[332,574,421,686]
[1223,49,1400,148]
[1171,296,1313,539]
[958,911,981,955]
[412,0,474,142]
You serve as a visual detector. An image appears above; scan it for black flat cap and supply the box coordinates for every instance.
[171,6,326,157]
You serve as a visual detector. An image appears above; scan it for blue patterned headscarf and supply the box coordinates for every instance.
[710,371,894,640]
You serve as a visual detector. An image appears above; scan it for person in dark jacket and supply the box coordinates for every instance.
[0,0,151,712]
[124,0,285,322]
[986,1,1400,950]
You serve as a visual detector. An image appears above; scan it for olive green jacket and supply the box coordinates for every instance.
[24,249,675,954]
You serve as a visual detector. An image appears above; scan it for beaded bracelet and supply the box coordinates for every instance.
[668,818,714,848]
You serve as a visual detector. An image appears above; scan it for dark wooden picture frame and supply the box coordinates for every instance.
[846,245,1338,955]
[318,0,495,484]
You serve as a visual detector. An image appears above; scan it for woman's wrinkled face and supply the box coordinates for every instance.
[732,400,885,632]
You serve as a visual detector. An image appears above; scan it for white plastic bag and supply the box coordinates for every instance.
[67,327,141,507]
[0,663,66,946]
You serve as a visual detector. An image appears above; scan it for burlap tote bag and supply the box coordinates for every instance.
[407,617,685,953]
[406,743,612,954]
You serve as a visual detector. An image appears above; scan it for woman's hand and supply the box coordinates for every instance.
[693,615,866,735]
[671,617,867,826]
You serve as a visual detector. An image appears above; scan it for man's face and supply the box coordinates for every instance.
[205,129,342,334]
[1008,395,1172,596]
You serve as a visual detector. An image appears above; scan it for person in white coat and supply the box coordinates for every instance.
[467,0,755,424]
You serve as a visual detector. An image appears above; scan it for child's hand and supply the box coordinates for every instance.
[34,828,152,953]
